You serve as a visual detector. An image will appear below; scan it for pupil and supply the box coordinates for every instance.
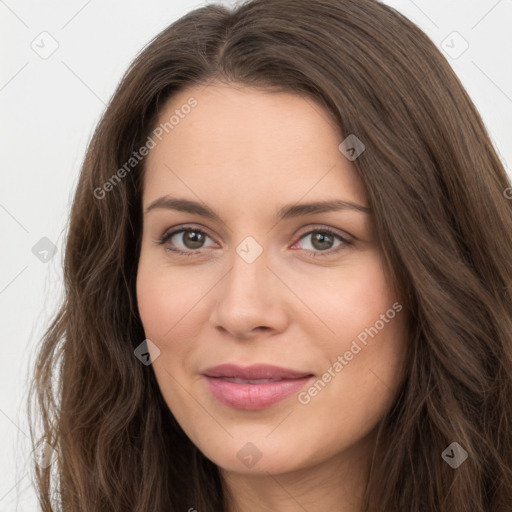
[312,232,333,250]
[184,230,204,249]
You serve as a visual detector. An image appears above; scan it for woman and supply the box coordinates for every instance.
[28,0,512,510]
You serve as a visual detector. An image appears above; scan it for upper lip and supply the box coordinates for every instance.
[202,364,313,380]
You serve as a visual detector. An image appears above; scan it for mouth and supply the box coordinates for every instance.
[201,364,315,410]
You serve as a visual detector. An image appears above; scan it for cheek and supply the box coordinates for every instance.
[136,253,210,343]
[295,252,407,406]
[136,267,175,341]
[296,263,407,456]
[136,259,204,414]
[296,252,398,344]
[135,253,218,418]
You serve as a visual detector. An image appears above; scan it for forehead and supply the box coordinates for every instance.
[143,83,368,210]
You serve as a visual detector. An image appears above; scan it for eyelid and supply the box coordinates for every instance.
[160,222,215,236]
[294,224,353,243]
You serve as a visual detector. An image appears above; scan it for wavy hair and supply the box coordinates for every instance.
[28,0,512,510]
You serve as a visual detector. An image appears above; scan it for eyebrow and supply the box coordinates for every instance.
[145,196,371,221]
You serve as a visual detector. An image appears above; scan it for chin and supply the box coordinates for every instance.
[197,437,318,476]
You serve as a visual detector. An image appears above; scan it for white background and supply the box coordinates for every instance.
[1,0,511,509]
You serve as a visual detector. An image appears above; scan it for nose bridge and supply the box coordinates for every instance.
[223,237,271,306]
[211,235,287,336]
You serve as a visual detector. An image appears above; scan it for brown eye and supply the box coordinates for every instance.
[293,227,352,256]
[310,231,335,250]
[180,229,207,249]
[159,227,216,254]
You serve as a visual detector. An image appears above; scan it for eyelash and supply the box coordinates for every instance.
[156,225,353,258]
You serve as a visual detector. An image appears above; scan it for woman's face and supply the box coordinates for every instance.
[136,82,408,477]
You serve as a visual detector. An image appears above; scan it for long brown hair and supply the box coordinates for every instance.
[28,0,512,510]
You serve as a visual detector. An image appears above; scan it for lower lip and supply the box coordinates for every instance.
[203,376,313,410]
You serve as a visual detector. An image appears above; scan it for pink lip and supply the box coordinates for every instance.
[202,364,314,410]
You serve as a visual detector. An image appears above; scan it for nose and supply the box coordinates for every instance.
[209,246,289,340]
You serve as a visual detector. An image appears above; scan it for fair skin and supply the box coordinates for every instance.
[136,82,409,512]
